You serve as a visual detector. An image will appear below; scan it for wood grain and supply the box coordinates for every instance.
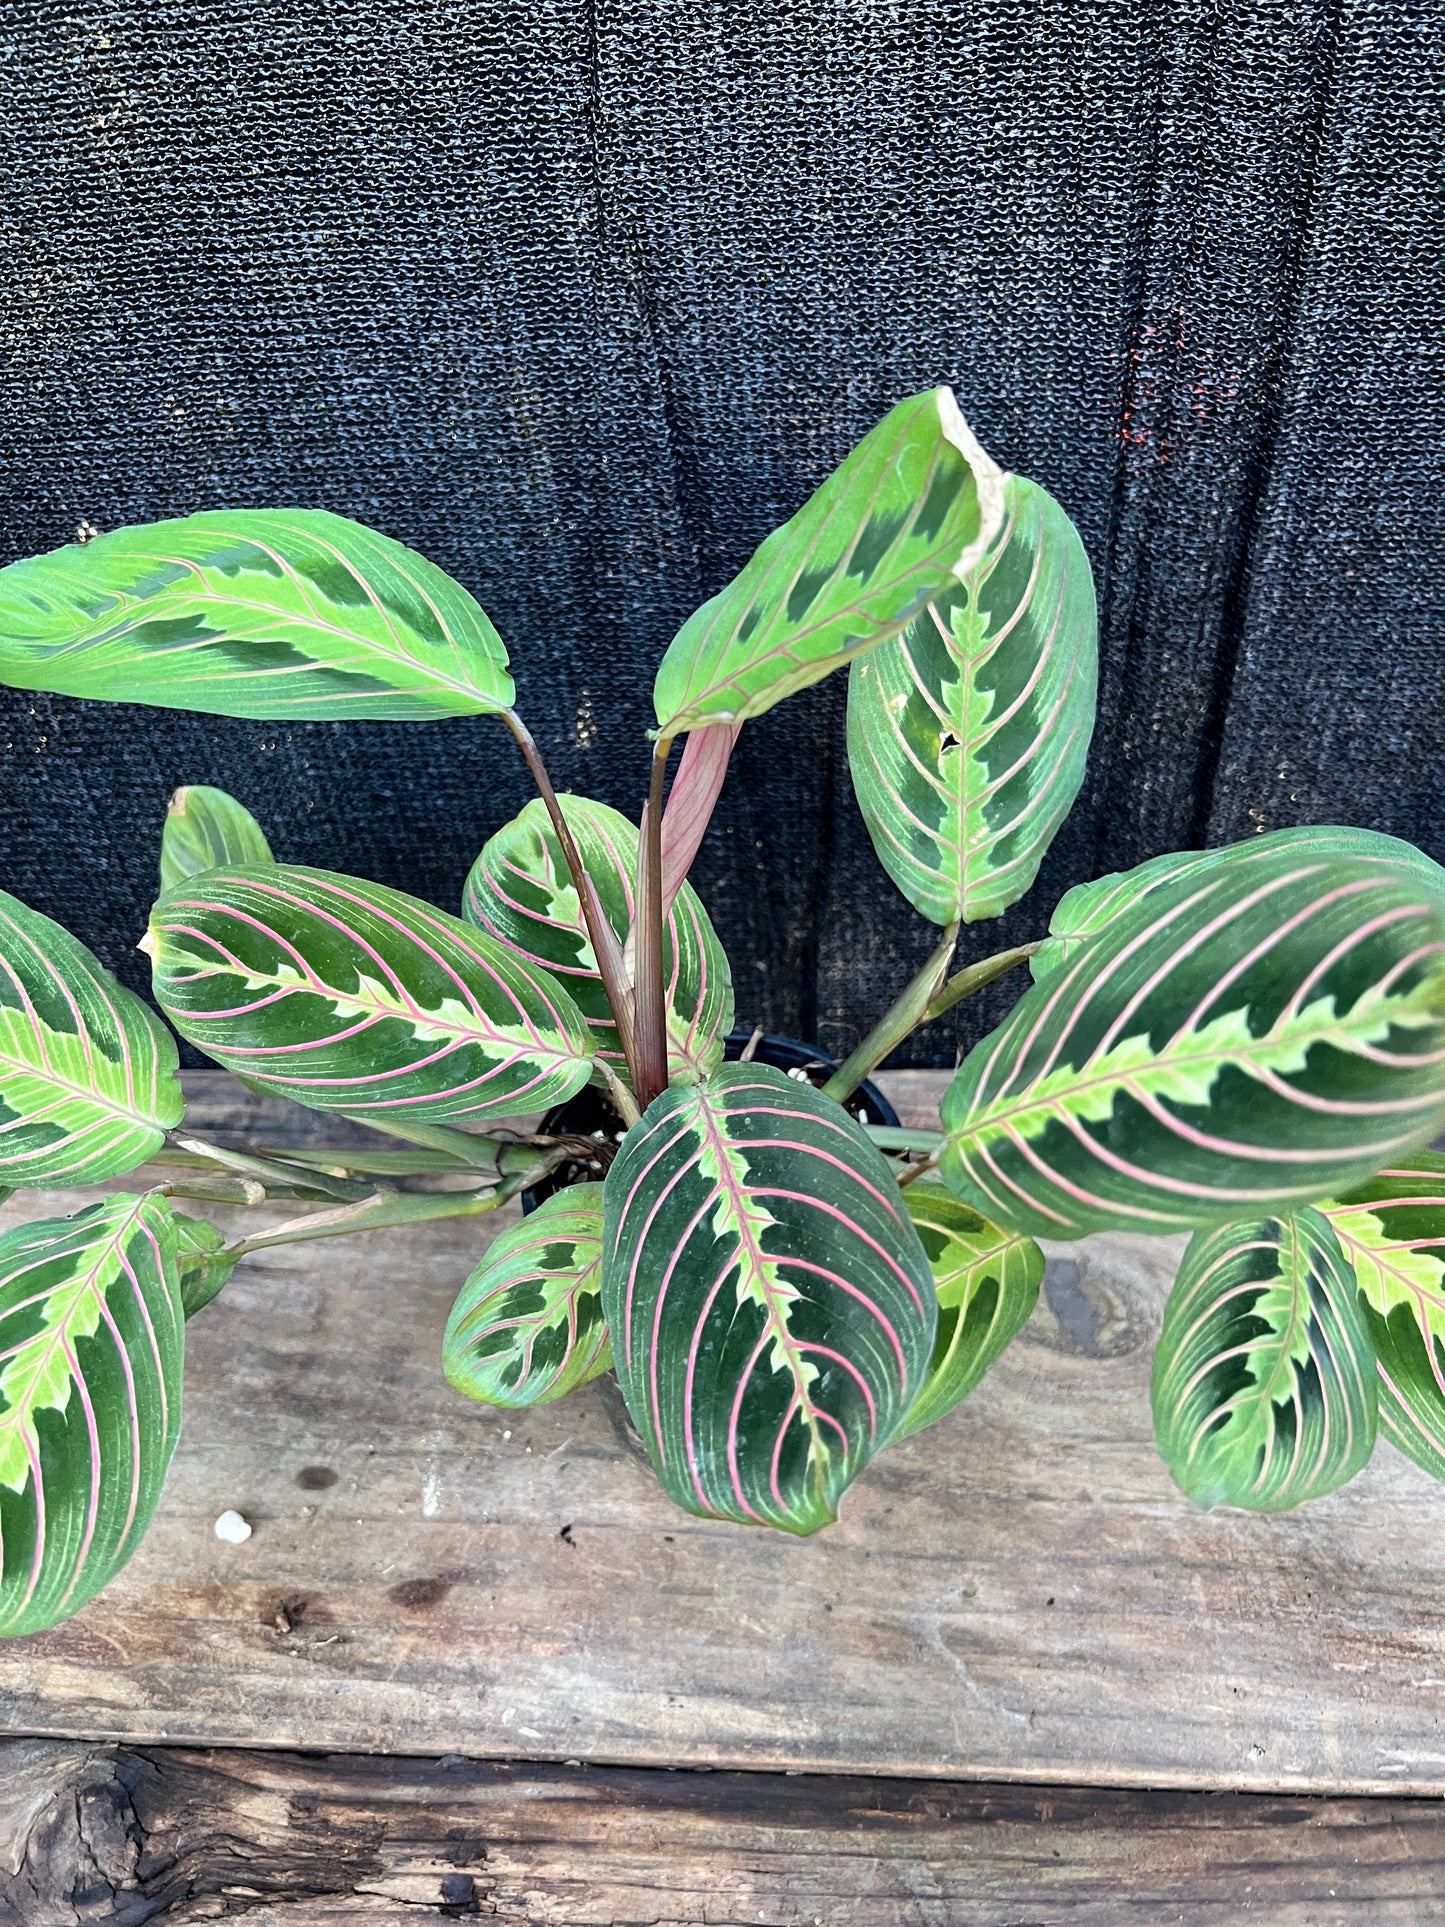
[3,1072,1445,1794]
[6,1739,1445,1925]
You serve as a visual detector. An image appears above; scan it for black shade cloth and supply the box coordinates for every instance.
[2,2,1440,1067]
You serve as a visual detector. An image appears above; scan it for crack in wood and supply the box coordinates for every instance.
[7,1741,1445,1923]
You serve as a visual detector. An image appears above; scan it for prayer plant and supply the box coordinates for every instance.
[3,387,1445,1638]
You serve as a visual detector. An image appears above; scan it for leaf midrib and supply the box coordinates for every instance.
[172,951,566,1060]
[0,1206,145,1488]
[691,1088,831,1510]
[961,991,1437,1139]
[0,1040,158,1135]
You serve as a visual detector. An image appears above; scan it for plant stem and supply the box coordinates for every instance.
[821,923,960,1107]
[923,941,1041,1021]
[219,1186,506,1259]
[173,1133,373,1202]
[160,1174,267,1207]
[864,1124,944,1154]
[219,1146,571,1261]
[502,708,639,1087]
[896,1153,942,1190]
[822,935,1041,1109]
[599,1058,643,1129]
[632,739,673,1110]
[335,1110,504,1172]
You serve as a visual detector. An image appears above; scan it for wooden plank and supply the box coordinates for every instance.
[6,1739,1445,1926]
[3,1072,1445,1793]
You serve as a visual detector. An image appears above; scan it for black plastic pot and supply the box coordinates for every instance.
[521,1029,900,1213]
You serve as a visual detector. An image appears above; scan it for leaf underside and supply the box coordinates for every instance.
[894,1181,1043,1440]
[1320,1152,1445,1480]
[602,1063,937,1534]
[445,1184,610,1408]
[652,388,1006,735]
[942,834,1445,1238]
[0,887,183,1188]
[0,508,514,720]
[0,1194,184,1636]
[148,863,595,1122]
[464,795,733,1084]
[660,723,741,911]
[848,473,1097,926]
[1151,1207,1376,1510]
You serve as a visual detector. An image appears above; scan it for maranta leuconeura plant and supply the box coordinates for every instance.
[3,388,1445,1634]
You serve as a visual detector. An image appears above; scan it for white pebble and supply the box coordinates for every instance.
[214,1509,252,1545]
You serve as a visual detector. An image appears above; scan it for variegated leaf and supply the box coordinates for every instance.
[893,1181,1042,1440]
[146,864,594,1122]
[602,1064,936,1534]
[847,474,1097,926]
[0,888,183,1187]
[1319,1154,1445,1480]
[463,795,732,1083]
[652,389,1006,736]
[1031,826,1445,983]
[160,785,274,891]
[942,834,1445,1238]
[174,1213,239,1319]
[0,509,514,720]
[0,1194,184,1636]
[1151,1207,1376,1510]
[444,1184,609,1408]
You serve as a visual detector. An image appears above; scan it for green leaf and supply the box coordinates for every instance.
[146,864,594,1123]
[1319,1153,1445,1480]
[173,1213,238,1319]
[1151,1207,1377,1510]
[602,1063,937,1534]
[847,474,1097,926]
[942,833,1445,1238]
[0,509,514,721]
[160,785,273,892]
[464,795,733,1084]
[0,1193,184,1635]
[0,889,183,1187]
[652,389,1006,736]
[444,1184,609,1408]
[893,1181,1043,1440]
[1031,826,1445,983]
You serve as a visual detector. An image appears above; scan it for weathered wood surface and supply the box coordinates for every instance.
[4,1072,1445,1793]
[6,1739,1445,1926]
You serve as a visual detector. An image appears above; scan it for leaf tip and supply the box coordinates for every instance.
[933,386,1008,582]
[166,786,191,819]
[137,927,158,959]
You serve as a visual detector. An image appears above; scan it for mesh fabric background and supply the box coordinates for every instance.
[2,2,1440,1067]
